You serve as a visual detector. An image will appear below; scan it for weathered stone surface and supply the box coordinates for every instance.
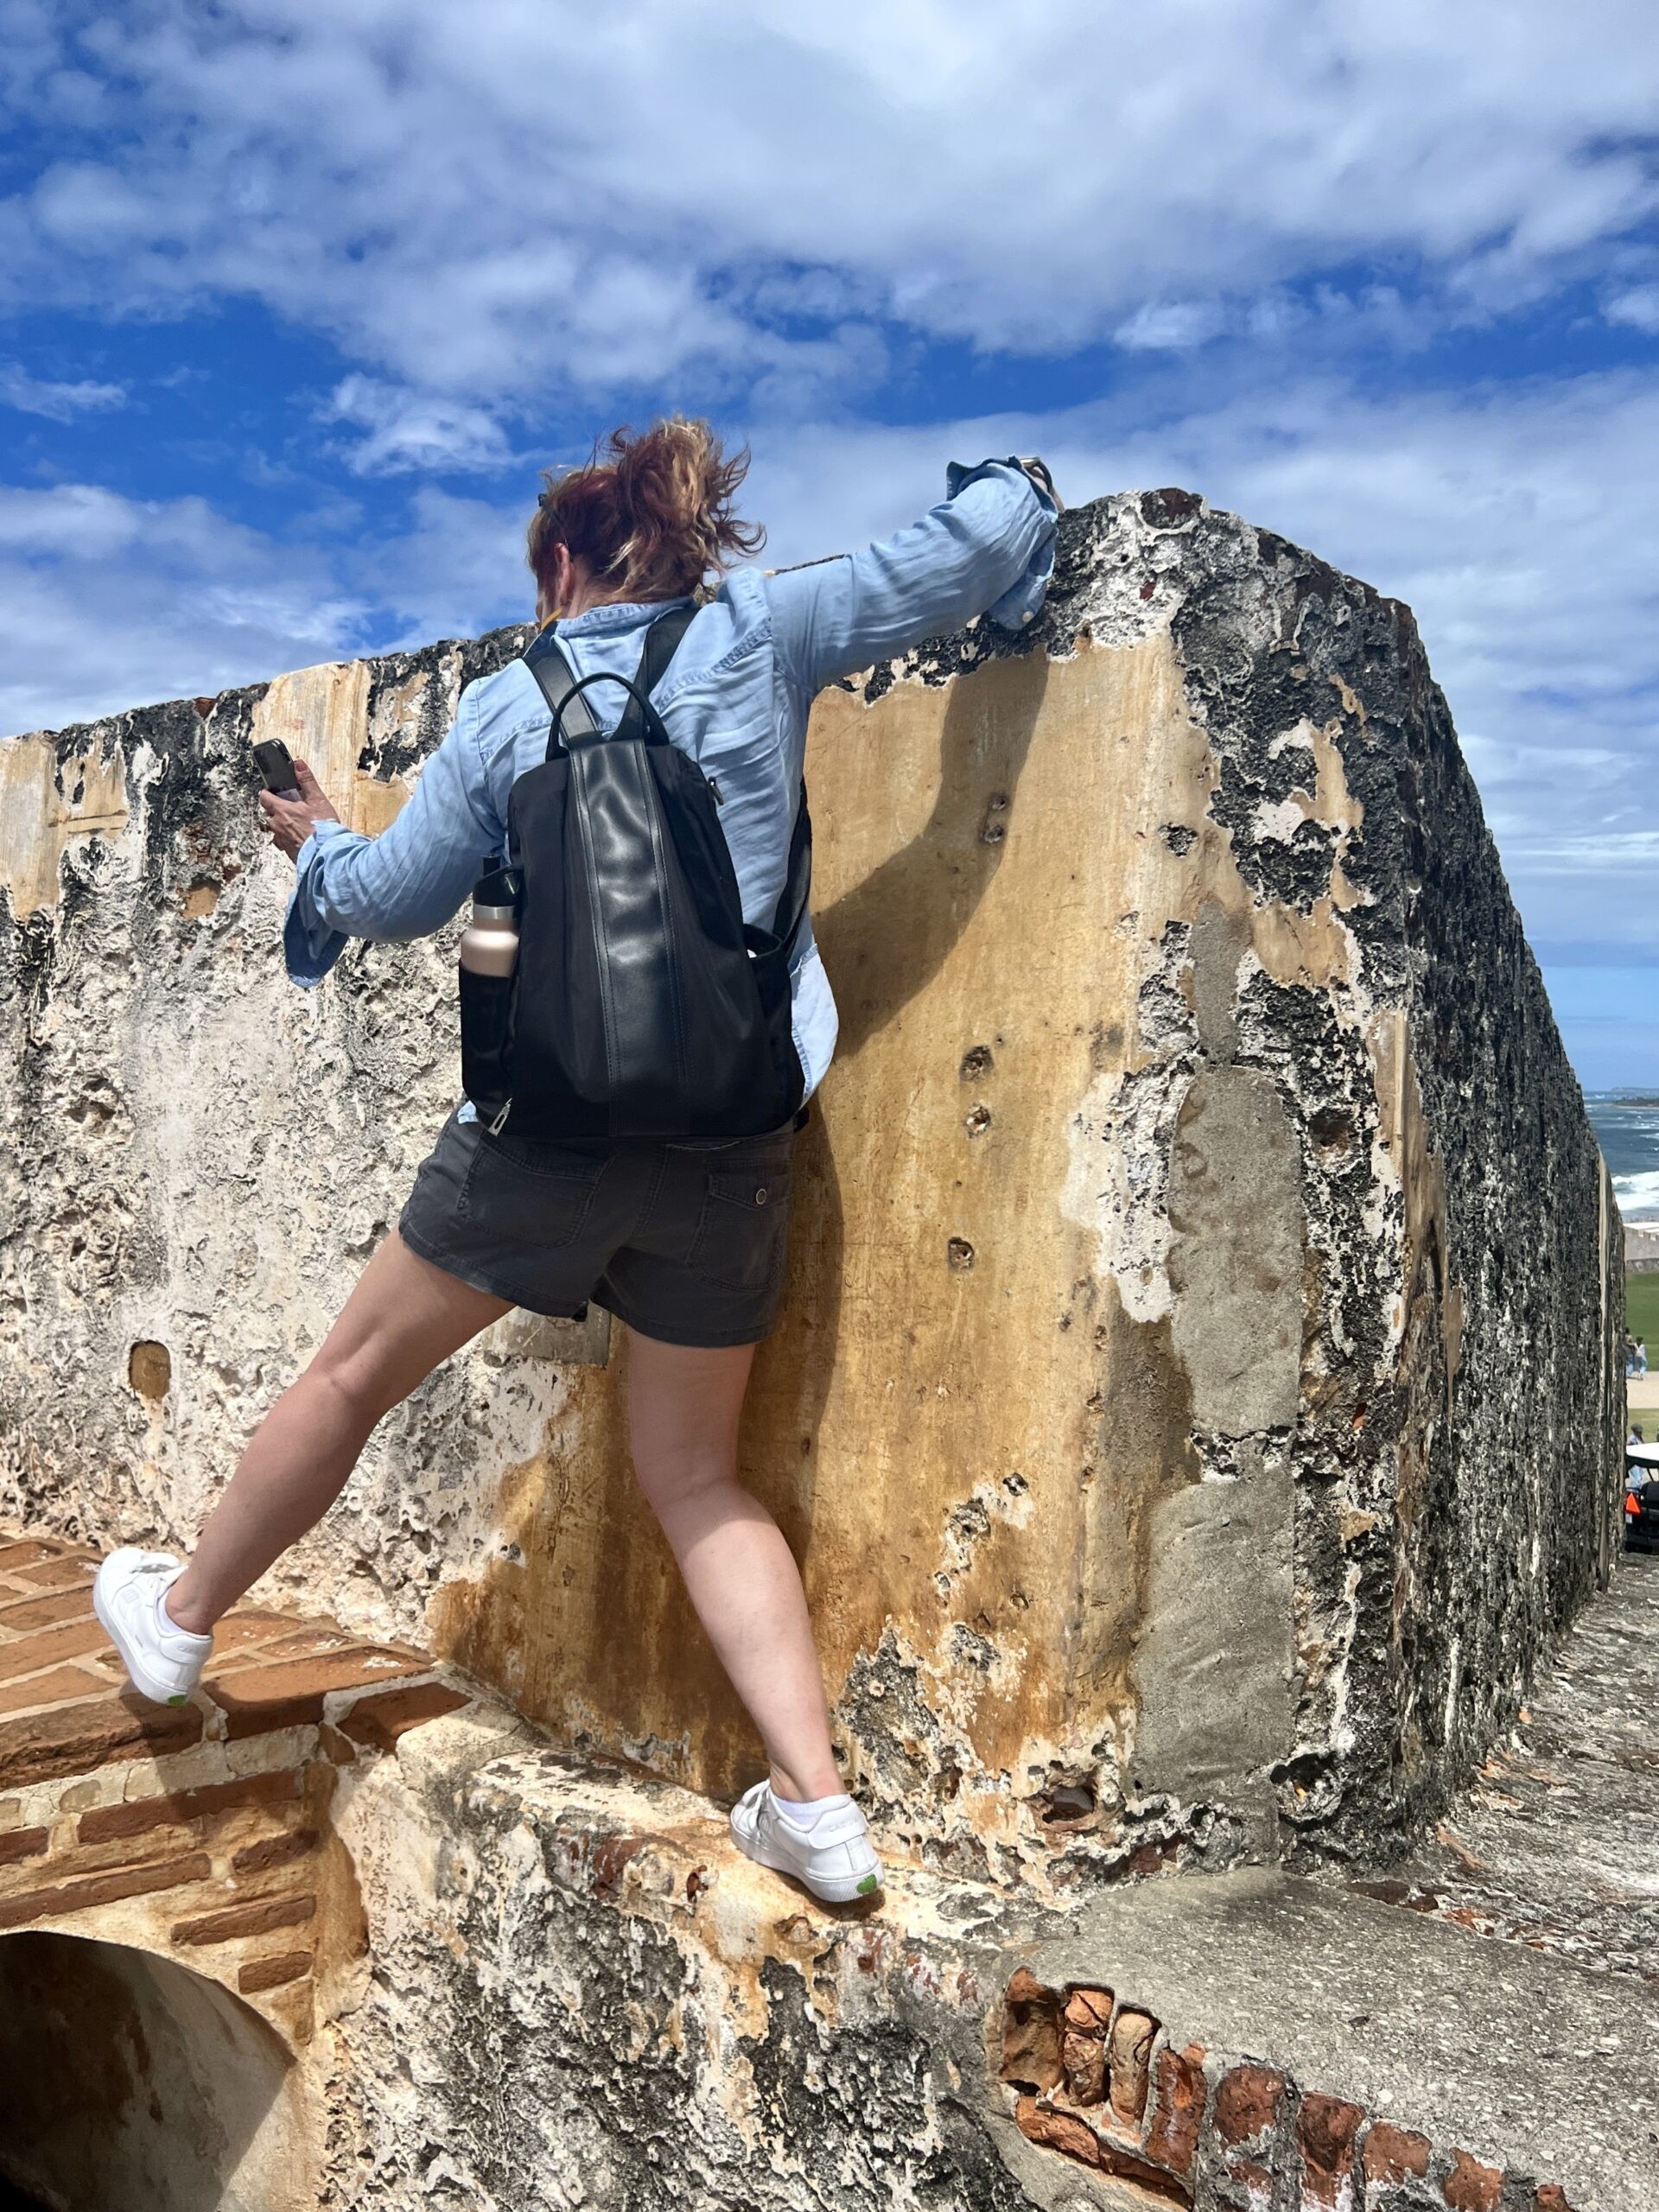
[1016,1859,1656,2212]
[1166,1066,1301,1433]
[0,490,1620,1890]
[0,1528,1629,2212]
[0,491,1633,2208]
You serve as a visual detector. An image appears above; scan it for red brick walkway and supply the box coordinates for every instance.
[0,1529,471,2040]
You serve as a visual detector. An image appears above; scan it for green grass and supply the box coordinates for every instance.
[1627,1271,1659,1347]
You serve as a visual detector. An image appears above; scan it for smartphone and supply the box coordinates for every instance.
[251,739,302,800]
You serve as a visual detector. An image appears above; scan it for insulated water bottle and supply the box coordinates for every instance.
[459,866,521,978]
[458,865,521,1126]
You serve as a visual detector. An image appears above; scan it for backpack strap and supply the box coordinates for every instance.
[771,781,813,957]
[524,626,601,760]
[616,602,696,743]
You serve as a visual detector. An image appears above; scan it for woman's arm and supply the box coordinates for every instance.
[764,457,1059,700]
[278,691,501,987]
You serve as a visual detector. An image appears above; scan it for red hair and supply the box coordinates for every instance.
[527,416,764,605]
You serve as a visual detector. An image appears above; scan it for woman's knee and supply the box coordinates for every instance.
[632,1441,736,1516]
[303,1341,404,1433]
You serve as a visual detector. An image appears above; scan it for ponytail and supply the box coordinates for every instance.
[527,416,764,605]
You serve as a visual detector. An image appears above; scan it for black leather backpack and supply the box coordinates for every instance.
[459,605,811,1142]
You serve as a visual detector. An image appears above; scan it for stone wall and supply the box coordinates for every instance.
[3,1516,1637,2212]
[0,489,1623,1895]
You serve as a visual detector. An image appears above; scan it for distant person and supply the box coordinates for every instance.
[90,419,1060,1907]
[1629,1424,1645,1447]
[1638,1338,1650,1376]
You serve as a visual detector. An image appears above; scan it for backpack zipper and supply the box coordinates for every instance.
[488,1100,512,1135]
[707,774,724,806]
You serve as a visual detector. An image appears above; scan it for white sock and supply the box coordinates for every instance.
[156,1583,205,1642]
[770,1787,851,1829]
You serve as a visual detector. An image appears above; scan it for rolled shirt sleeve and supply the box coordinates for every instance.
[765,457,1058,698]
[281,688,501,988]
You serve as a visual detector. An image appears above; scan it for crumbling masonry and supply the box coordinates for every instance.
[0,491,1640,2210]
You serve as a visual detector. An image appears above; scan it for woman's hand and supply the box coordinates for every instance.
[1015,455,1064,512]
[257,759,341,864]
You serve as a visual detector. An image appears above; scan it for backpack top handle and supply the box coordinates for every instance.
[542,668,671,756]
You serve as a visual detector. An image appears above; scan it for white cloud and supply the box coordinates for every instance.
[1606,285,1659,334]
[2,3,1656,972]
[1,2,1656,400]
[1113,302,1227,353]
[0,361,125,420]
[321,376,515,477]
[4,360,1659,962]
[365,486,532,645]
[0,480,365,738]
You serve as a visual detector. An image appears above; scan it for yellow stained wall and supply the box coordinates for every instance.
[428,632,1283,1845]
[1,622,1370,1864]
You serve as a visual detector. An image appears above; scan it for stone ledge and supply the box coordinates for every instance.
[1007,1870,1653,2212]
[333,1708,1629,2212]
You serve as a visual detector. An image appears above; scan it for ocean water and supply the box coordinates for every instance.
[1586,1094,1659,1219]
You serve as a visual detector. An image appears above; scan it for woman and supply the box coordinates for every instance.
[93,419,1059,1905]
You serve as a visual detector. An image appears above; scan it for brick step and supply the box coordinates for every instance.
[0,1527,462,1784]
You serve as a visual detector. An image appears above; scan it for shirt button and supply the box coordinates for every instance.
[755,1186,769,1206]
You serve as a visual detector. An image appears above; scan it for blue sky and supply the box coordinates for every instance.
[3,2,1658,1084]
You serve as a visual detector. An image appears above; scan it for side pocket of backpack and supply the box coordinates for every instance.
[460,969,516,1113]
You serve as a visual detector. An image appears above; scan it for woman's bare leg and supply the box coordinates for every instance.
[164,1231,510,1632]
[625,1327,842,1803]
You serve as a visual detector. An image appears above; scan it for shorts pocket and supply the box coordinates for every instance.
[460,1131,607,1251]
[687,1148,793,1293]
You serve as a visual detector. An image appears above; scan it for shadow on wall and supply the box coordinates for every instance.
[0,1932,301,2212]
[729,647,1053,1775]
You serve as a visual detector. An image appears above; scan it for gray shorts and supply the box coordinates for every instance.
[397,1108,802,1348]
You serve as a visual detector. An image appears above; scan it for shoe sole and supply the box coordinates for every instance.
[730,1814,882,1904]
[92,1575,192,1707]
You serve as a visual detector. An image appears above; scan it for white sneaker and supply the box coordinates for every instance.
[92,1548,213,1707]
[729,1782,882,1904]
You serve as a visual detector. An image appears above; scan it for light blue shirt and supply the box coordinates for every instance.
[284,458,1058,1117]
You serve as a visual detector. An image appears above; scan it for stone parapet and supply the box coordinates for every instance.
[0,491,1624,1896]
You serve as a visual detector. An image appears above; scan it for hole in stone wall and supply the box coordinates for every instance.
[0,1930,301,2212]
[127,1342,171,1402]
[1308,1107,1354,1155]
[1038,1782,1098,1826]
